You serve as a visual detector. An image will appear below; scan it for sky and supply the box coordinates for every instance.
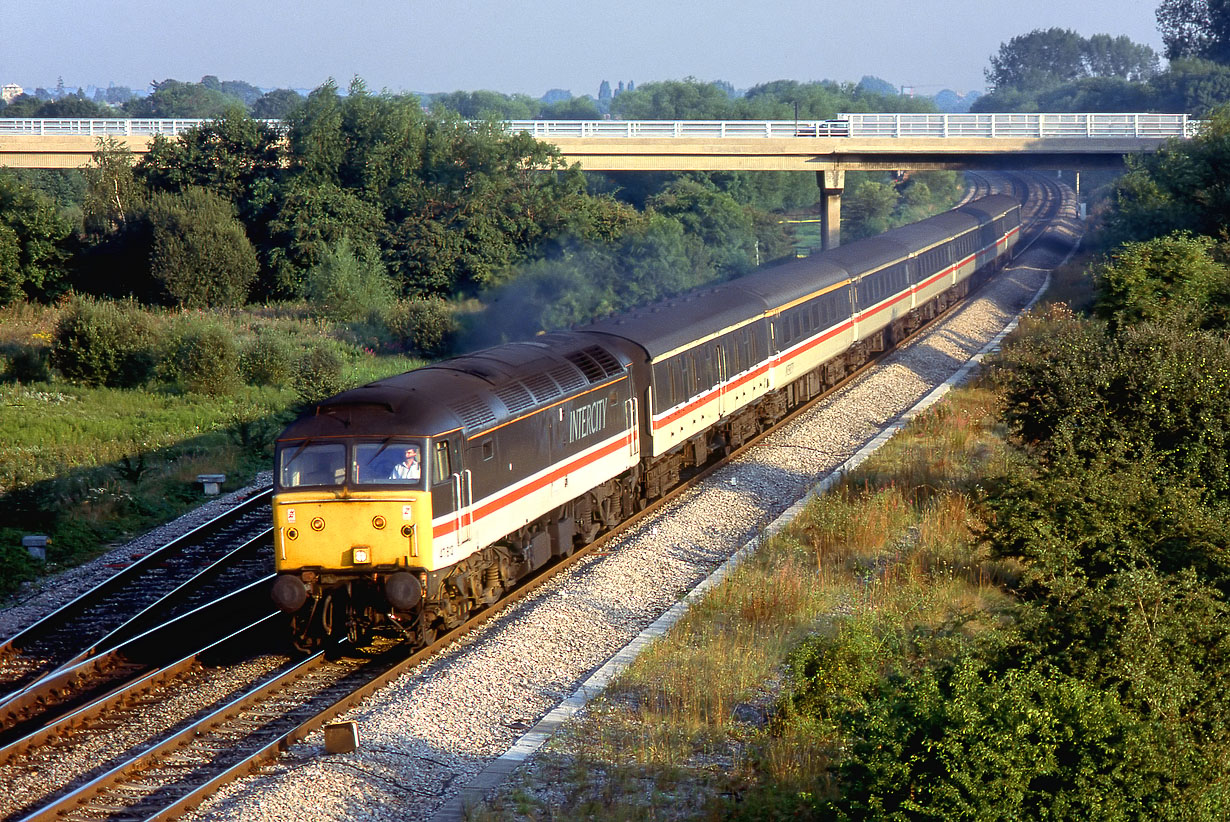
[2,0,1166,99]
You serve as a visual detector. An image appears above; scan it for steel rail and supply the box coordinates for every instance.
[0,609,283,766]
[0,489,272,698]
[0,575,279,749]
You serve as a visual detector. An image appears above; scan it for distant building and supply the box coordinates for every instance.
[2,83,23,103]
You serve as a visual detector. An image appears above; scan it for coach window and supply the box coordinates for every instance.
[481,439,494,461]
[433,441,452,483]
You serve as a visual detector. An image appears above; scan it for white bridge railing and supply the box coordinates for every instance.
[0,114,1196,140]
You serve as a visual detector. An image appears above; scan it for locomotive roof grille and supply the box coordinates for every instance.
[449,395,497,430]
[548,363,587,393]
[495,382,535,414]
[565,350,606,383]
[523,372,562,403]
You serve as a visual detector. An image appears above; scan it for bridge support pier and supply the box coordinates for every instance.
[817,169,845,250]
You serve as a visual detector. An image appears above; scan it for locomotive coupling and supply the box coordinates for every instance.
[385,571,423,610]
[272,573,310,612]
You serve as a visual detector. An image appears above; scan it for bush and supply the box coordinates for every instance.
[50,296,157,387]
[147,187,258,309]
[303,237,395,324]
[295,343,345,405]
[241,331,297,387]
[0,541,42,597]
[2,346,51,383]
[386,296,458,358]
[1092,232,1230,331]
[168,322,241,395]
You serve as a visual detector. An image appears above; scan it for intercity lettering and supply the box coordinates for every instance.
[568,399,607,443]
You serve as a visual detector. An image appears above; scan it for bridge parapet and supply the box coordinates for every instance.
[0,114,1196,140]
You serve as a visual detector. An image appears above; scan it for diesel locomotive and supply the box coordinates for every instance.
[270,194,1022,650]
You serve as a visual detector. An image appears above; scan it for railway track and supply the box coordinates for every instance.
[0,490,273,702]
[0,173,1068,822]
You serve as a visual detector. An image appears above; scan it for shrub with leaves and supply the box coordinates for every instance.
[50,296,157,387]
[386,296,458,358]
[1092,231,1230,331]
[168,322,241,395]
[2,346,51,383]
[241,331,297,387]
[147,187,258,308]
[303,237,395,324]
[295,343,345,405]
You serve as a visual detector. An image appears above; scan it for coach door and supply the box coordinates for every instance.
[715,344,729,417]
[435,438,471,552]
[451,470,473,548]
[624,397,639,459]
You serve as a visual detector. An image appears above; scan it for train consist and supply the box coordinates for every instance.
[270,195,1022,650]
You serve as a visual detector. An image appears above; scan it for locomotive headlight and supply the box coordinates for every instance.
[352,547,371,564]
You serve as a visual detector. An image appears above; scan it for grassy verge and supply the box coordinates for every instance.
[0,302,425,601]
[473,385,1020,820]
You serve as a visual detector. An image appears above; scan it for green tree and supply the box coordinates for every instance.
[265,180,386,297]
[431,90,539,119]
[200,75,263,107]
[646,178,761,281]
[1085,33,1161,80]
[1157,0,1230,62]
[137,115,284,219]
[251,88,304,119]
[986,28,1091,92]
[1150,58,1230,113]
[539,96,601,119]
[124,79,246,118]
[146,187,258,308]
[0,172,73,304]
[83,137,142,237]
[842,179,899,239]
[1104,107,1230,244]
[609,78,741,119]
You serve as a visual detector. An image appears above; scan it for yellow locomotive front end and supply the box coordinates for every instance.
[271,437,438,649]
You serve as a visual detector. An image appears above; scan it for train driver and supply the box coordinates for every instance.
[390,446,421,481]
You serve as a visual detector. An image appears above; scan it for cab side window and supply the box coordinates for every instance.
[433,440,452,483]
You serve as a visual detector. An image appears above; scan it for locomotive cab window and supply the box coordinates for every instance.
[354,440,424,486]
[277,441,346,489]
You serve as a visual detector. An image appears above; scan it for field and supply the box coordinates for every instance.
[0,302,424,596]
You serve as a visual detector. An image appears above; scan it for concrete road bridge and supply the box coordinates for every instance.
[0,113,1194,247]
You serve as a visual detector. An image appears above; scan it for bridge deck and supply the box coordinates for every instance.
[0,115,1190,171]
